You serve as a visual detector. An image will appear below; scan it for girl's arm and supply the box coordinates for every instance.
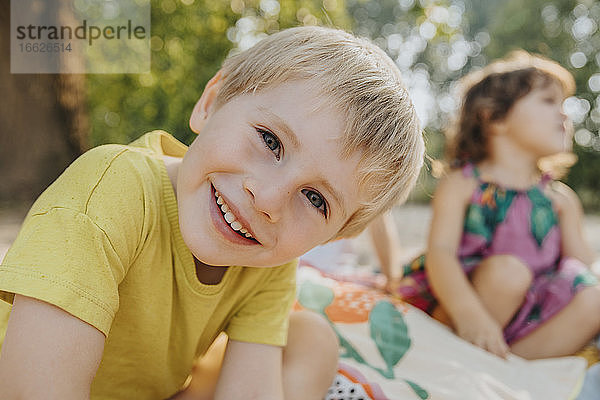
[547,182,596,265]
[426,171,509,358]
[0,295,105,399]
[368,212,402,282]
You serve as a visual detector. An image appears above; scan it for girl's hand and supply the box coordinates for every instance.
[453,307,509,359]
[425,170,509,359]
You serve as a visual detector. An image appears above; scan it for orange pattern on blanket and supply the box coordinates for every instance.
[292,273,410,323]
[324,284,402,323]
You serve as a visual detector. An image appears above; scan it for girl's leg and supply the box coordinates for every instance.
[510,285,600,359]
[470,255,533,327]
[433,255,532,328]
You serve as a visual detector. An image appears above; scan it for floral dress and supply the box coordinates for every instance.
[394,163,598,343]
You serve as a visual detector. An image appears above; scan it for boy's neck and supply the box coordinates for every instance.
[194,257,229,285]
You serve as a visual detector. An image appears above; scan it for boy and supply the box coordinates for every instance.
[0,26,424,399]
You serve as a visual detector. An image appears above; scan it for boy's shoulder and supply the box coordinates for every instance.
[78,130,182,172]
[30,131,181,217]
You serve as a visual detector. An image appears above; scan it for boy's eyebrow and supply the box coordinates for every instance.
[257,106,300,148]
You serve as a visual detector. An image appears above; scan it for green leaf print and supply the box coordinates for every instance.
[299,284,430,399]
[337,333,368,364]
[573,271,599,290]
[369,300,412,378]
[296,282,372,368]
[297,281,334,313]
[493,190,516,225]
[403,254,426,276]
[405,380,430,399]
[464,205,492,242]
[529,304,542,322]
[528,188,557,247]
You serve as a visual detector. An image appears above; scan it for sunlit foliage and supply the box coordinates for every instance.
[87,0,349,146]
[86,0,600,209]
[476,0,600,209]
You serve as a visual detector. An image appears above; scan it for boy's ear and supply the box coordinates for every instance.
[189,70,224,134]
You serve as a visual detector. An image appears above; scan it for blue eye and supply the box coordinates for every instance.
[257,128,281,160]
[302,189,327,217]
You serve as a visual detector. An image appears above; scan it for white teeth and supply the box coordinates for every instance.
[224,212,235,223]
[231,221,242,231]
[214,188,254,239]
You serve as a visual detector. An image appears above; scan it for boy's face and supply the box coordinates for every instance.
[177,78,364,268]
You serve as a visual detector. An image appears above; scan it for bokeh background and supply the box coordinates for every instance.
[1,0,599,212]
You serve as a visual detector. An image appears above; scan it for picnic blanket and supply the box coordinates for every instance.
[295,261,587,400]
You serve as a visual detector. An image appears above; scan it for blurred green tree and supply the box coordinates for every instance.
[481,0,600,210]
[87,0,350,147]
[88,0,237,146]
[345,0,480,199]
[85,0,600,209]
[347,0,600,209]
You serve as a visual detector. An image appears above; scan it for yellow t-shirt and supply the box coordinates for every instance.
[0,131,297,399]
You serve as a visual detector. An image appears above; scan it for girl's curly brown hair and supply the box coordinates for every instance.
[446,51,576,170]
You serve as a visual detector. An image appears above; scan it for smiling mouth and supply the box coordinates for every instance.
[213,188,258,243]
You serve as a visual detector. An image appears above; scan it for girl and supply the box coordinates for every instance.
[393,51,600,359]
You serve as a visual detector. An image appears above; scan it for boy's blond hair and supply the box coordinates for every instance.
[214,26,424,240]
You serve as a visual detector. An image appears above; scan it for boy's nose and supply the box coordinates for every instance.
[243,177,290,223]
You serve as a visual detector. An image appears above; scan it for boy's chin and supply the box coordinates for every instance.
[189,248,286,268]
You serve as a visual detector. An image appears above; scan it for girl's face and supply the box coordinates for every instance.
[176,79,364,268]
[498,82,571,158]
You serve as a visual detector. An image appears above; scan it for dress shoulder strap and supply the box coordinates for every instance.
[461,162,483,182]
[538,172,553,188]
